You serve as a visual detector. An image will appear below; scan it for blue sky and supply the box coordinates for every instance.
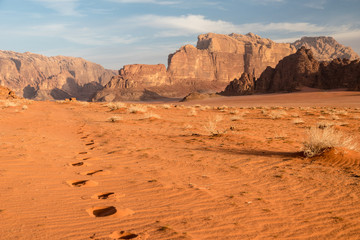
[0,0,359,70]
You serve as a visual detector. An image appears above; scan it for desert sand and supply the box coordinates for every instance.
[1,90,360,240]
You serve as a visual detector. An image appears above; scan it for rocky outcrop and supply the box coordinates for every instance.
[168,33,296,83]
[220,72,255,96]
[223,47,360,95]
[255,47,321,92]
[292,36,359,62]
[0,86,20,99]
[0,51,116,101]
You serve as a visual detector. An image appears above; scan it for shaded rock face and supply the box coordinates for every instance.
[0,86,19,99]
[0,51,116,101]
[292,36,359,62]
[256,47,321,92]
[224,47,360,95]
[221,72,255,96]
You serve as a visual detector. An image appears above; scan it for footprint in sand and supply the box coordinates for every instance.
[81,170,104,176]
[72,162,84,167]
[86,141,95,146]
[79,151,88,155]
[109,231,138,239]
[81,136,88,139]
[92,192,115,200]
[66,180,98,187]
[82,157,91,160]
[86,206,134,218]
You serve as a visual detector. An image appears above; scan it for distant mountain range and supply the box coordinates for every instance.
[0,33,358,101]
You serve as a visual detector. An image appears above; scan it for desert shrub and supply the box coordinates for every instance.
[188,108,197,116]
[302,127,358,157]
[142,112,161,120]
[204,115,225,135]
[292,118,304,125]
[106,102,126,110]
[269,110,287,119]
[128,105,147,113]
[108,116,122,122]
[316,121,334,129]
[22,105,28,110]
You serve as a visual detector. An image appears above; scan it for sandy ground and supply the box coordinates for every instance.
[1,90,360,240]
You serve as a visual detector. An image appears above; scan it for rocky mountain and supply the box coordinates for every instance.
[292,36,359,62]
[222,47,360,95]
[93,33,297,101]
[0,51,116,101]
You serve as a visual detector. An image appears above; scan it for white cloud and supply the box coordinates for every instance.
[304,0,327,10]
[108,0,180,5]
[34,0,81,16]
[130,14,334,36]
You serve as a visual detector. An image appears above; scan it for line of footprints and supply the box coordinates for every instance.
[66,125,138,240]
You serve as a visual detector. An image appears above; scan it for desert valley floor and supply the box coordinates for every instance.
[1,90,360,240]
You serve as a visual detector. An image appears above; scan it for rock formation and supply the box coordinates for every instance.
[292,36,359,62]
[0,86,19,99]
[93,33,297,101]
[221,72,255,96]
[0,50,116,101]
[168,33,296,82]
[222,47,360,95]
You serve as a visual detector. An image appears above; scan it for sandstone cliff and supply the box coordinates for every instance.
[168,33,296,83]
[223,47,360,95]
[0,51,116,101]
[221,72,255,96]
[292,36,359,62]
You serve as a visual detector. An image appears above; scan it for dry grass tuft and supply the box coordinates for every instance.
[142,112,161,120]
[204,115,225,136]
[292,118,304,125]
[303,127,358,157]
[106,102,126,111]
[108,116,122,122]
[128,105,147,114]
[269,110,287,119]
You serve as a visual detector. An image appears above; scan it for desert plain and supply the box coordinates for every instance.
[1,89,360,240]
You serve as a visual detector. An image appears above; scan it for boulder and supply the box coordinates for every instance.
[220,72,255,96]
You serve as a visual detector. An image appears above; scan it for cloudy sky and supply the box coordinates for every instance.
[0,0,359,69]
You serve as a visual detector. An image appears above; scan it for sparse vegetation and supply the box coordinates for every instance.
[269,110,287,119]
[106,102,126,110]
[204,115,225,136]
[292,118,304,125]
[128,105,147,113]
[108,116,122,122]
[142,112,161,120]
[302,127,358,157]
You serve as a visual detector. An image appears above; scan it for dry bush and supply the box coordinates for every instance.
[128,105,147,114]
[331,115,340,120]
[161,104,171,109]
[108,116,122,122]
[142,112,161,120]
[269,110,287,119]
[188,108,197,116]
[302,127,358,157]
[292,118,304,125]
[316,121,334,129]
[107,102,126,111]
[22,105,28,110]
[204,115,225,135]
[229,110,239,115]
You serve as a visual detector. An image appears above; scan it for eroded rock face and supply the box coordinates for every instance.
[292,36,359,62]
[0,86,19,99]
[256,47,320,92]
[0,51,116,101]
[168,33,296,83]
[255,47,360,93]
